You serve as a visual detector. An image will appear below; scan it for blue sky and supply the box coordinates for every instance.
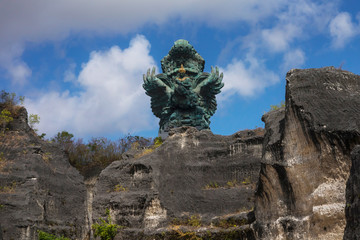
[1,0,360,140]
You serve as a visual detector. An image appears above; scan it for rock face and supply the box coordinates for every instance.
[0,107,87,240]
[1,67,359,240]
[254,67,360,239]
[92,127,264,239]
[344,145,360,239]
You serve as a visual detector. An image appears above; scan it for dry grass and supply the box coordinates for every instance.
[0,181,16,194]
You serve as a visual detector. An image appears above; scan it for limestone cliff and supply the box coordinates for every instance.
[344,145,360,239]
[0,66,359,240]
[254,67,360,239]
[0,107,87,240]
[92,127,263,239]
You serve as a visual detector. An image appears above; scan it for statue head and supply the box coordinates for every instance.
[161,39,205,75]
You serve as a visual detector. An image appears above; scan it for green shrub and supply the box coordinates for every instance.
[0,109,13,132]
[153,136,163,147]
[269,100,285,112]
[204,181,219,189]
[37,230,70,240]
[113,184,127,192]
[29,113,40,132]
[187,215,201,227]
[226,179,237,188]
[92,208,124,240]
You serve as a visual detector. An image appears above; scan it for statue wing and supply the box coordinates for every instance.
[194,66,224,117]
[143,67,173,119]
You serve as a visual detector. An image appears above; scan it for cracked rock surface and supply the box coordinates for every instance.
[254,67,360,240]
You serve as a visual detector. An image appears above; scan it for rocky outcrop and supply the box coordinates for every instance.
[344,145,360,239]
[255,67,360,239]
[1,67,359,240]
[0,107,87,240]
[92,127,264,239]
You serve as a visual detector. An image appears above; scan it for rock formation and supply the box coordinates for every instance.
[0,67,359,240]
[344,145,360,239]
[0,107,87,240]
[92,127,263,239]
[254,67,360,239]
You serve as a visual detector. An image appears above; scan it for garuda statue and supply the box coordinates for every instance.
[143,39,224,136]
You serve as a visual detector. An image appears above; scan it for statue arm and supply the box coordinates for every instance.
[194,66,224,116]
[143,67,173,119]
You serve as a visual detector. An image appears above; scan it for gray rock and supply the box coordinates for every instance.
[0,107,87,240]
[254,67,360,239]
[344,145,360,240]
[92,126,264,239]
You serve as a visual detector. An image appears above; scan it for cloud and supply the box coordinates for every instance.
[329,12,359,48]
[64,63,77,83]
[26,35,157,138]
[259,0,337,53]
[219,54,280,99]
[0,0,287,85]
[281,48,305,72]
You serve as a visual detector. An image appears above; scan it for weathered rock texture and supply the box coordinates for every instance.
[344,145,360,239]
[92,127,264,239]
[0,107,87,240]
[255,67,360,239]
[1,67,359,240]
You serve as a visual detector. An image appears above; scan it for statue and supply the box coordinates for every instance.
[143,39,224,137]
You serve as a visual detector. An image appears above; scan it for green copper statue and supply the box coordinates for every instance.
[143,39,224,136]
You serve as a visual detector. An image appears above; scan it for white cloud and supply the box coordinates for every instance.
[0,0,287,85]
[7,61,32,86]
[282,48,306,72]
[219,54,280,99]
[64,63,77,83]
[26,35,157,138]
[256,0,337,53]
[329,12,359,48]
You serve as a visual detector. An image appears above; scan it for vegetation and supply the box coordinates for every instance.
[226,179,237,188]
[269,100,285,111]
[241,177,251,185]
[0,90,23,115]
[0,90,40,133]
[37,230,70,240]
[134,136,163,158]
[204,177,252,190]
[113,184,127,192]
[29,113,40,132]
[171,215,202,227]
[92,208,124,240]
[204,181,219,189]
[0,181,17,193]
[0,109,13,133]
[51,131,153,178]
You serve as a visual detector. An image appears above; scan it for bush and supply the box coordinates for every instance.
[51,132,152,179]
[37,230,70,240]
[269,100,285,112]
[0,109,13,132]
[92,209,124,240]
[0,90,24,115]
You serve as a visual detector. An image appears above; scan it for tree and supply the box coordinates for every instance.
[53,131,74,144]
[29,114,40,132]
